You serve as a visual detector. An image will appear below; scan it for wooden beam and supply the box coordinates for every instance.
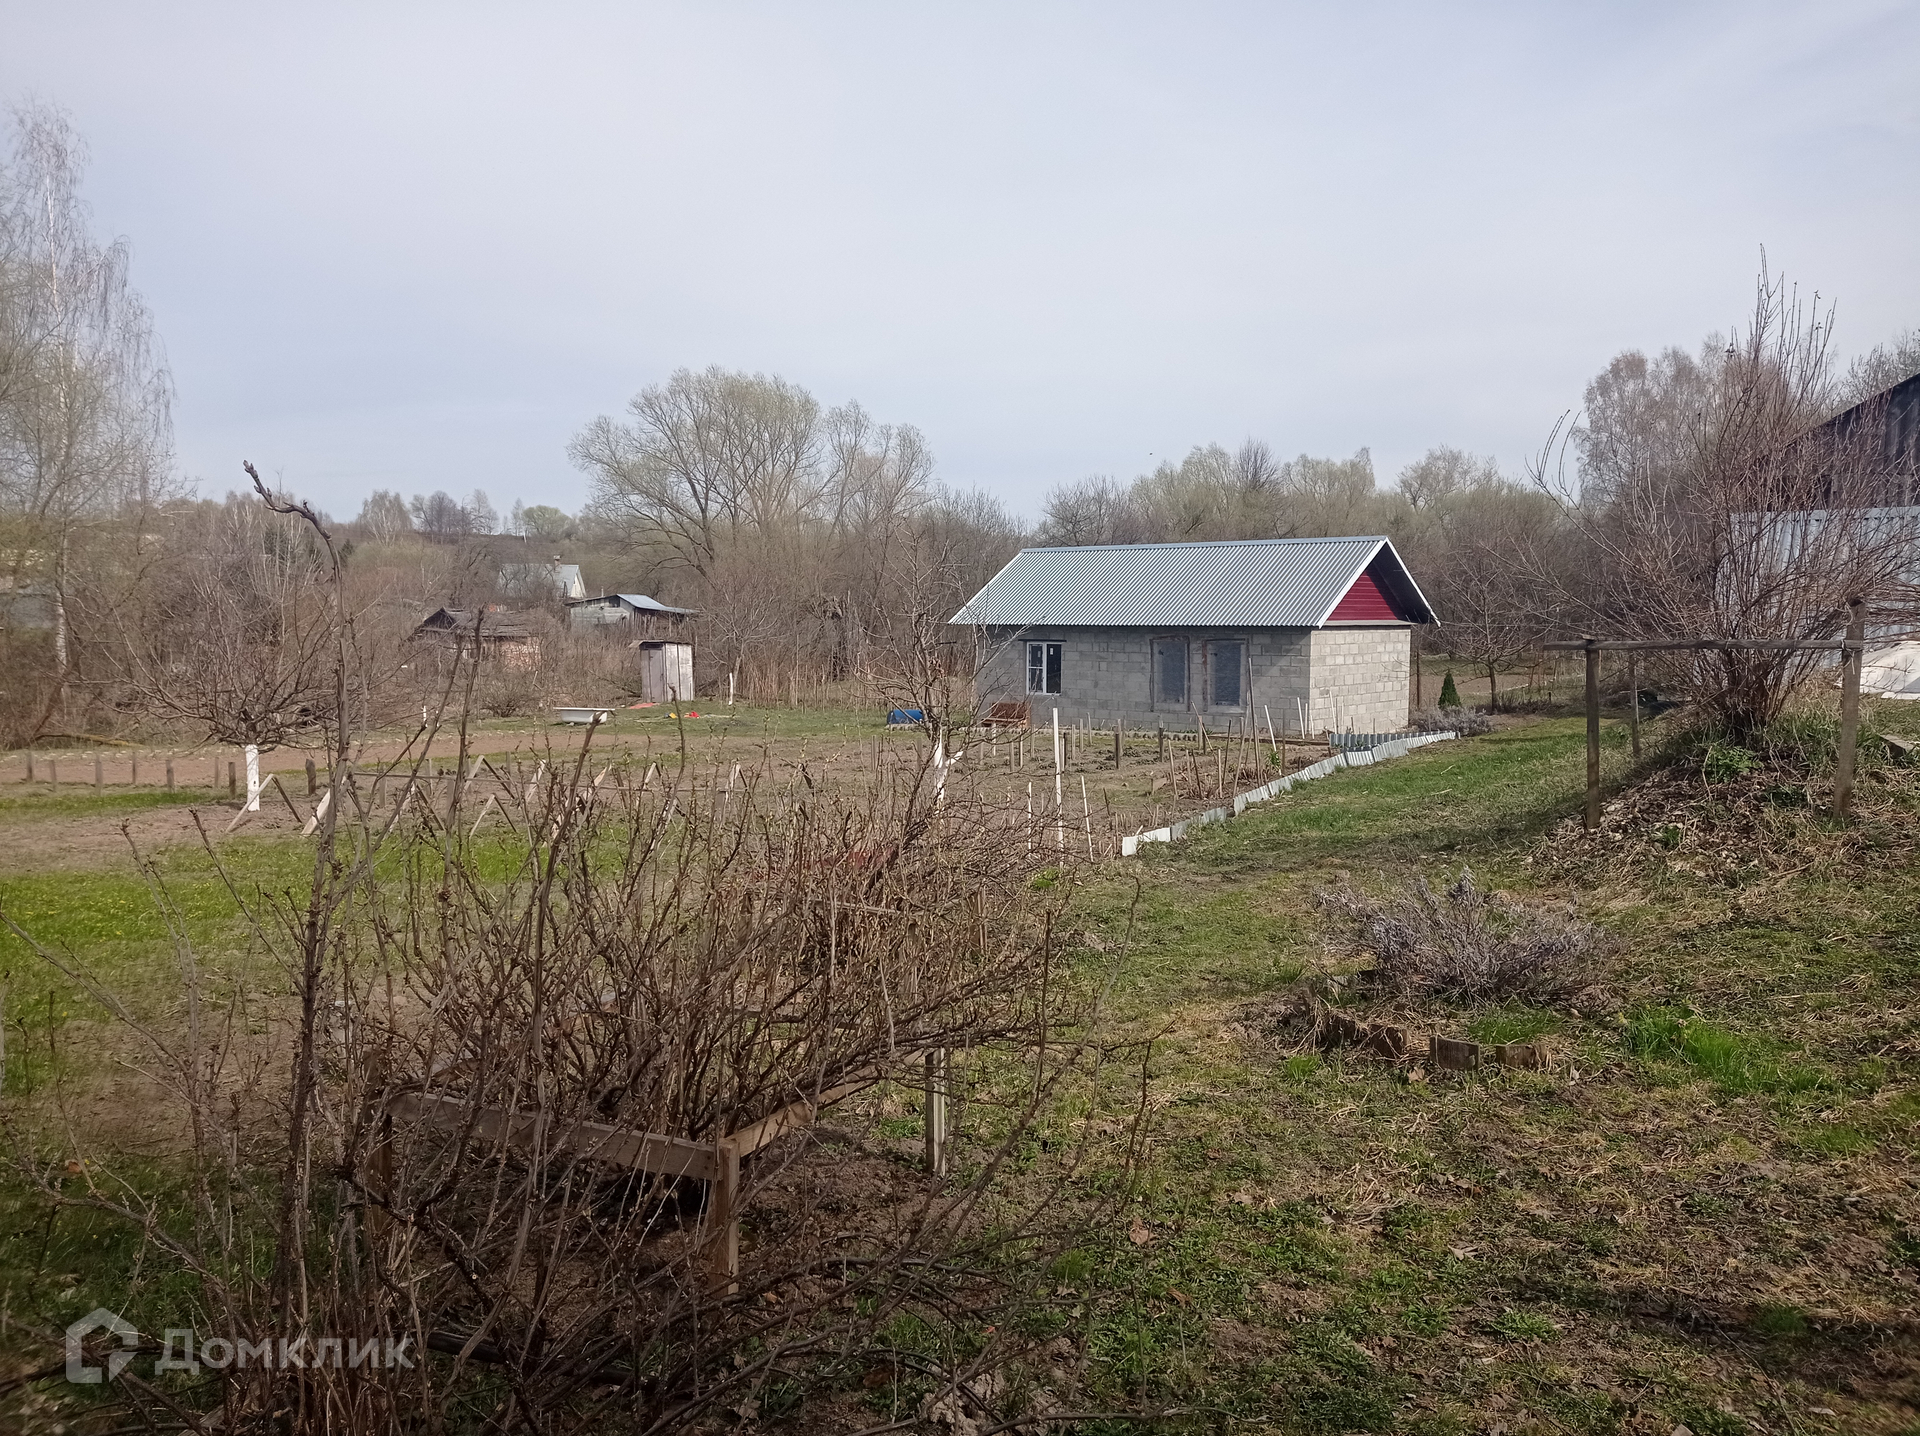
[726,1070,881,1157]
[388,1090,722,1182]
[1545,638,1868,653]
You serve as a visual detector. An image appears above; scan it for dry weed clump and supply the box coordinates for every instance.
[1532,718,1920,887]
[1317,868,1612,1005]
[1409,705,1494,736]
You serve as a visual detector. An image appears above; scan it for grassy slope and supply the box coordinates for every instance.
[1058,717,1918,1436]
[1,716,1915,1432]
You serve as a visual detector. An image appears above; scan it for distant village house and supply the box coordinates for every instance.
[411,607,542,668]
[952,537,1434,735]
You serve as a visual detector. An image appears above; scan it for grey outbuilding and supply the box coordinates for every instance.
[951,536,1435,735]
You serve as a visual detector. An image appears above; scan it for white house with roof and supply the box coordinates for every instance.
[950,536,1434,735]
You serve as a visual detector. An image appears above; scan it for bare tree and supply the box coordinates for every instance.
[572,366,822,580]
[1837,325,1920,408]
[354,488,413,542]
[121,492,345,747]
[0,103,175,741]
[1537,263,1920,737]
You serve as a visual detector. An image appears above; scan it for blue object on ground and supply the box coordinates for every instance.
[887,708,925,725]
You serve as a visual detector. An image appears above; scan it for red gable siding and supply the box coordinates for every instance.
[1327,570,1399,621]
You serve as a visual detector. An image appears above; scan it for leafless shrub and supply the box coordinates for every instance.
[1408,705,1493,736]
[0,483,1135,1434]
[1317,868,1611,1004]
[1533,262,1920,738]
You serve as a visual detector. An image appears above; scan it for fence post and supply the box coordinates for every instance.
[1584,636,1600,832]
[49,757,57,791]
[1113,723,1122,770]
[25,750,32,783]
[94,754,103,793]
[924,1049,950,1177]
[307,757,318,796]
[131,755,139,786]
[1834,598,1865,821]
[1627,652,1641,759]
[228,761,237,798]
[166,759,175,793]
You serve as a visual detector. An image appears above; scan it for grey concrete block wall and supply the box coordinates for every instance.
[1307,627,1411,733]
[970,624,1411,734]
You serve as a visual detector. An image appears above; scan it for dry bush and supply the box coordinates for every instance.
[1408,705,1493,736]
[1,488,1133,1434]
[1317,868,1611,1004]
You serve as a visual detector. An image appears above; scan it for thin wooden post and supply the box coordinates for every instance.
[24,750,32,783]
[365,1052,393,1245]
[1157,725,1165,762]
[1052,708,1064,850]
[1834,598,1865,821]
[130,755,138,786]
[1584,637,1600,832]
[306,757,318,796]
[94,754,103,793]
[1197,715,1206,753]
[212,753,219,789]
[166,759,175,793]
[924,1050,950,1177]
[48,758,56,790]
[1627,653,1641,759]
[706,1137,741,1290]
[228,761,238,799]
[1113,722,1122,769]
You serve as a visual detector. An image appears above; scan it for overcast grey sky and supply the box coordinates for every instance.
[4,2,1917,521]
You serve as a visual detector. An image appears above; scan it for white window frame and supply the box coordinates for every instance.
[1026,641,1062,695]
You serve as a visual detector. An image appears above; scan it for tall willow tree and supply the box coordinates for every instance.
[0,104,175,742]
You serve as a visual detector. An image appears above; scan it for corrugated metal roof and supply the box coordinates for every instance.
[567,592,699,616]
[949,537,1434,628]
[616,593,698,615]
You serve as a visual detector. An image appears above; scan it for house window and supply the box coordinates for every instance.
[1027,641,1062,695]
[1153,638,1188,707]
[1209,640,1244,708]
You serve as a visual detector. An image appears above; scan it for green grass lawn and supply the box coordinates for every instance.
[1,710,1915,1433]
[1049,716,1919,1435]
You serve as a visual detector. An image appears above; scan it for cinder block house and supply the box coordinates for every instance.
[951,537,1434,735]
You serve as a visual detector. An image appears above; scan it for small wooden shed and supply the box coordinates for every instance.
[637,641,696,703]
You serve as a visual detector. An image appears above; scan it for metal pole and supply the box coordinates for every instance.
[1834,598,1865,821]
[1627,652,1641,760]
[1584,637,1600,832]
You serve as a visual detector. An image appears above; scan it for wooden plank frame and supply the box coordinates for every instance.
[368,1056,949,1289]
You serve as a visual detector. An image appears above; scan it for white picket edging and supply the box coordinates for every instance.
[1120,731,1457,857]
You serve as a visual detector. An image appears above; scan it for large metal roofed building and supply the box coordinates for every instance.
[950,536,1435,735]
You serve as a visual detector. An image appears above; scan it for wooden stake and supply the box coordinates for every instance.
[306,757,318,795]
[165,759,174,793]
[1584,636,1600,832]
[1627,653,1641,759]
[924,1050,950,1177]
[1834,598,1865,821]
[94,754,102,793]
